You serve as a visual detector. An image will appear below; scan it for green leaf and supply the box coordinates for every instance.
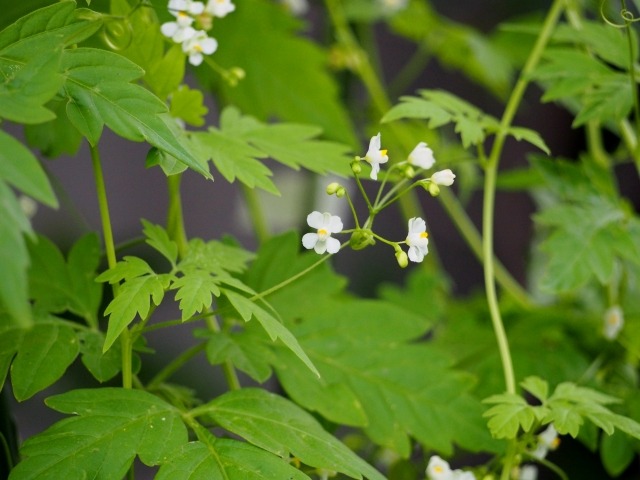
[600,430,636,477]
[11,388,188,479]
[179,237,255,276]
[142,219,178,267]
[60,48,210,177]
[156,438,310,480]
[520,376,549,403]
[169,84,208,127]
[0,323,25,391]
[172,271,221,321]
[24,98,84,157]
[205,330,273,383]
[103,274,167,352]
[223,289,319,378]
[204,389,385,480]
[28,234,102,325]
[0,130,56,207]
[11,320,79,401]
[482,393,538,439]
[0,181,33,327]
[96,255,155,284]
[210,0,357,147]
[77,330,121,382]
[506,126,550,154]
[572,72,632,126]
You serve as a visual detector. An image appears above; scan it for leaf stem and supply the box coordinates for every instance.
[90,144,132,390]
[167,173,188,258]
[147,342,207,389]
[241,184,270,244]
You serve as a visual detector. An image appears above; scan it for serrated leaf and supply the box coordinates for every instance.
[507,126,550,154]
[77,330,121,382]
[170,84,208,127]
[210,0,357,147]
[142,219,178,267]
[96,256,155,284]
[28,234,102,325]
[60,48,209,177]
[11,320,79,401]
[172,271,221,321]
[180,238,255,276]
[0,324,25,391]
[11,388,188,479]
[205,389,385,480]
[572,72,632,126]
[157,438,310,480]
[192,128,278,194]
[103,274,166,352]
[0,181,33,327]
[24,98,83,157]
[223,289,319,378]
[482,393,537,439]
[206,330,273,383]
[520,376,549,403]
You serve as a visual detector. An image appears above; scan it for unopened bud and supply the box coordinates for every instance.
[349,230,375,250]
[427,182,440,197]
[326,182,340,195]
[395,250,408,268]
[336,187,346,198]
[404,165,415,179]
[351,161,362,175]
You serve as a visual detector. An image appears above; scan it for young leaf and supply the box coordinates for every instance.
[179,237,255,276]
[102,274,167,352]
[60,48,210,177]
[142,219,178,267]
[600,430,636,477]
[156,437,310,480]
[169,84,208,127]
[11,319,79,401]
[77,330,121,382]
[10,388,188,479]
[222,289,319,378]
[204,388,386,480]
[172,271,221,321]
[482,393,538,439]
[520,376,549,403]
[96,256,155,284]
[205,330,273,383]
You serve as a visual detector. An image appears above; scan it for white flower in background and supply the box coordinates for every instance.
[19,195,38,219]
[169,0,205,15]
[405,217,429,263]
[280,0,309,15]
[364,132,389,180]
[426,456,453,480]
[206,0,236,17]
[161,10,196,42]
[518,465,538,480]
[532,424,560,459]
[408,142,435,170]
[302,211,343,254]
[603,305,624,340]
[182,30,218,66]
[379,0,408,14]
[431,169,456,186]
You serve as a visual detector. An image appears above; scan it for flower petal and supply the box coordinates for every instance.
[327,215,343,233]
[407,217,426,235]
[306,211,325,229]
[325,237,341,254]
[302,233,318,250]
[313,239,328,254]
[407,246,424,263]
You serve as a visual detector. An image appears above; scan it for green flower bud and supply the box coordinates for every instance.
[428,182,440,197]
[351,161,362,175]
[326,182,341,195]
[349,230,375,250]
[404,165,415,179]
[336,187,346,198]
[395,250,408,268]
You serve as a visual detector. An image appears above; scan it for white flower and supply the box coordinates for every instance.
[452,471,476,480]
[426,456,453,480]
[518,465,538,480]
[406,217,429,263]
[161,12,196,43]
[168,0,205,15]
[364,133,389,180]
[206,0,236,17]
[408,142,435,170]
[532,424,560,459]
[182,30,218,66]
[431,169,456,186]
[379,0,408,14]
[603,305,624,340]
[302,211,343,254]
[280,0,309,15]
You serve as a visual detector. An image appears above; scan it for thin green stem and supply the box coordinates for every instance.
[483,0,564,397]
[90,145,132,390]
[167,174,188,258]
[147,342,206,389]
[241,184,270,244]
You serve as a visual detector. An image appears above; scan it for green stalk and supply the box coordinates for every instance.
[147,342,206,389]
[90,145,132,390]
[241,184,270,244]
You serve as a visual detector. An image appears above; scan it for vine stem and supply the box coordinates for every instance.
[90,145,133,390]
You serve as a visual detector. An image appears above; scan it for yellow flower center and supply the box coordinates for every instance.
[434,466,443,473]
[420,232,428,239]
[551,437,560,449]
[194,44,203,52]
[318,228,328,236]
[380,149,388,156]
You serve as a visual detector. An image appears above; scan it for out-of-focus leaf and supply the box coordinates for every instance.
[169,84,208,127]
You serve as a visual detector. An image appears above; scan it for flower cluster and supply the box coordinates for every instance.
[160,0,235,66]
[426,456,476,480]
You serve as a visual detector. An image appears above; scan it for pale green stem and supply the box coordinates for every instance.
[147,342,207,389]
[241,184,270,244]
[90,145,132,390]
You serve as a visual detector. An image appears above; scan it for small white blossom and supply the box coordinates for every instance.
[364,133,388,180]
[426,456,453,480]
[182,30,218,66]
[406,217,429,263]
[518,465,538,480]
[532,424,560,459]
[168,0,205,15]
[408,142,435,170]
[206,0,236,17]
[603,305,624,340]
[302,211,343,254]
[452,471,476,480]
[19,196,38,219]
[379,0,408,14]
[280,0,309,15]
[161,12,196,43]
[431,169,456,186]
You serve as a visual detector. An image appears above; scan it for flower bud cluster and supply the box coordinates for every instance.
[160,0,235,66]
